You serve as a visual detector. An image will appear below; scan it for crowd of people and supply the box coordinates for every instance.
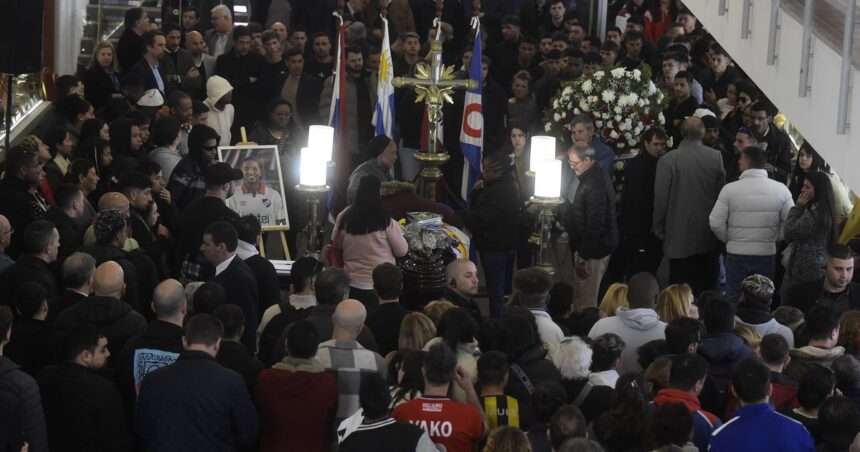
[1,0,860,451]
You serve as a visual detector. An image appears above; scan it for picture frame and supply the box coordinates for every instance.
[217,145,290,231]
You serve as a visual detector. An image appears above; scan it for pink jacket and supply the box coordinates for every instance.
[332,210,408,287]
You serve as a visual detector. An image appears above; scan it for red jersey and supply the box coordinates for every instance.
[392,396,483,452]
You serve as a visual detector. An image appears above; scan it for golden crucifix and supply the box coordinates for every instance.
[393,36,477,199]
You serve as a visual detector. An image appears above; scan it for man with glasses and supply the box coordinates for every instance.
[564,145,618,311]
[0,216,13,275]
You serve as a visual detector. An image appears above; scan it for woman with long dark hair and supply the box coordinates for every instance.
[422,307,479,403]
[389,349,426,406]
[787,142,853,225]
[332,176,408,314]
[782,171,839,298]
[248,98,302,156]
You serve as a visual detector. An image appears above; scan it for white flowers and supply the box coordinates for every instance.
[602,91,616,103]
[581,80,593,94]
[545,65,667,151]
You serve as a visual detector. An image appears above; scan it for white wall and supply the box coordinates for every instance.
[54,0,88,75]
[688,0,860,192]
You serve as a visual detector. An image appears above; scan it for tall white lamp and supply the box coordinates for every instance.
[530,158,563,275]
[297,146,330,256]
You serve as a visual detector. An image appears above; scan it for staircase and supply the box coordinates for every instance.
[688,0,860,192]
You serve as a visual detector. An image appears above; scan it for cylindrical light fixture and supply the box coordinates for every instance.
[528,135,556,175]
[534,159,562,198]
[308,125,335,162]
[299,147,327,187]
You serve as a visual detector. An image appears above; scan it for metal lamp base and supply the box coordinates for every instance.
[529,196,564,276]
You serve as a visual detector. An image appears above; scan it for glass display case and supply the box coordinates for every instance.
[0,73,47,151]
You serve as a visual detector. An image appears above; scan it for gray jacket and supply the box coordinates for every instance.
[653,138,726,259]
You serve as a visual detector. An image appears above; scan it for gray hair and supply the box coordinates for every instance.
[211,4,231,19]
[569,114,594,130]
[153,279,186,318]
[568,145,596,161]
[554,336,593,380]
[62,252,97,289]
[681,117,705,141]
[347,22,367,43]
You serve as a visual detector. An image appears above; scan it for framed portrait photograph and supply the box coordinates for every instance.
[218,145,290,230]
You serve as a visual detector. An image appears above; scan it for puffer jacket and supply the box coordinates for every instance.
[709,169,794,255]
[0,356,48,452]
[566,164,619,260]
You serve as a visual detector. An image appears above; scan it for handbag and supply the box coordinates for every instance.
[323,243,344,268]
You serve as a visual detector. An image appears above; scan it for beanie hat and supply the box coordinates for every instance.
[365,135,392,159]
[205,76,233,106]
[93,209,127,244]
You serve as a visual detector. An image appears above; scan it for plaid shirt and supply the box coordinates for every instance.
[314,339,387,426]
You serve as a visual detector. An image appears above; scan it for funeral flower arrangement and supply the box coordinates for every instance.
[544,64,669,152]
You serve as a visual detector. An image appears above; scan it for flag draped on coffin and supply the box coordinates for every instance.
[372,17,395,138]
[328,20,349,213]
[460,19,483,205]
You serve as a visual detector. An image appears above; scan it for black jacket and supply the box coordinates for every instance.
[129,209,169,280]
[213,256,260,353]
[505,346,563,430]
[0,356,48,452]
[244,254,281,315]
[258,303,312,367]
[37,362,132,452]
[214,50,267,132]
[131,57,179,95]
[115,320,185,417]
[4,319,64,377]
[460,173,521,252]
[0,175,48,259]
[763,126,795,183]
[786,279,860,315]
[216,341,264,396]
[44,206,83,263]
[53,295,147,361]
[48,289,87,322]
[566,164,619,260]
[78,243,158,313]
[116,28,144,74]
[621,151,659,239]
[561,378,616,424]
[134,351,260,452]
[442,287,483,325]
[0,254,57,302]
[83,65,122,112]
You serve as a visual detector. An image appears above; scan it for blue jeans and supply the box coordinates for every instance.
[725,253,776,303]
[481,250,515,319]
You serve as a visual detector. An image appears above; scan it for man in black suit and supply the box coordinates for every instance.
[50,252,96,322]
[234,215,281,316]
[160,22,202,96]
[201,221,260,353]
[117,7,150,74]
[131,30,178,96]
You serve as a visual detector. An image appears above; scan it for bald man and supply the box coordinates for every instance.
[83,193,139,250]
[185,31,216,99]
[0,215,13,275]
[117,279,187,411]
[54,261,146,358]
[653,116,726,294]
[442,259,483,324]
[315,299,387,427]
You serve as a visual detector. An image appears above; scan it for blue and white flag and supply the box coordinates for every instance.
[460,17,483,204]
[372,17,395,138]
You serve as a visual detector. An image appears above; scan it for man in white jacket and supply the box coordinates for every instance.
[709,146,794,303]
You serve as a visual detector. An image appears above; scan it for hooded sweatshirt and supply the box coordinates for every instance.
[255,357,338,452]
[203,75,234,145]
[784,345,845,382]
[0,356,48,452]
[588,308,667,374]
[651,388,721,451]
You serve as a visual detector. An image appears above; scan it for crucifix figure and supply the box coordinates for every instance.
[393,37,477,199]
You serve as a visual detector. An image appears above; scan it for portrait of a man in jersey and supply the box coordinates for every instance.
[218,145,289,229]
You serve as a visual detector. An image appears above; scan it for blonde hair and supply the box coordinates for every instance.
[423,299,455,326]
[598,283,629,317]
[656,284,693,323]
[398,312,436,351]
[733,324,761,351]
[89,41,118,71]
[484,426,533,452]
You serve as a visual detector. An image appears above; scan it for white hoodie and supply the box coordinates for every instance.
[588,308,667,374]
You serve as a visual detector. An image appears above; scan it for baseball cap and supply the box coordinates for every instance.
[204,162,244,185]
